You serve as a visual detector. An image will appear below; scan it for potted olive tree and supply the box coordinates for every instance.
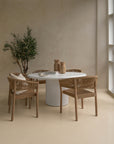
[3,27,38,75]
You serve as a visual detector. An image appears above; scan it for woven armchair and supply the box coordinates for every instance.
[8,76,39,121]
[59,76,98,121]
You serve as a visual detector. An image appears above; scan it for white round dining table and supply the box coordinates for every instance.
[28,72,86,106]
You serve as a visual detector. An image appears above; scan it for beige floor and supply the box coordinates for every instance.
[0,86,114,144]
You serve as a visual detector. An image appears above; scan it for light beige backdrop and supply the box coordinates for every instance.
[0,0,107,93]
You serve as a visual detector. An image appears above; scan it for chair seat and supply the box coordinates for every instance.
[16,90,35,99]
[63,88,95,99]
[16,90,27,95]
[11,90,35,99]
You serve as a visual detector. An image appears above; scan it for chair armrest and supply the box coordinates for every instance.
[8,76,39,84]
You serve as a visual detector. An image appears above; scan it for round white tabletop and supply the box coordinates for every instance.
[28,72,86,106]
[28,72,86,80]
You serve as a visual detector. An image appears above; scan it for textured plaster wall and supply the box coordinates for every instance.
[0,0,107,92]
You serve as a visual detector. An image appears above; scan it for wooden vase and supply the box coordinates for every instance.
[54,59,60,71]
[60,62,66,74]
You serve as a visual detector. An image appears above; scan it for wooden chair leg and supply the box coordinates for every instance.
[25,98,27,106]
[8,93,10,105]
[74,97,78,121]
[60,87,62,113]
[8,94,11,113]
[81,98,84,109]
[29,98,31,109]
[11,96,15,121]
[95,92,98,116]
[36,93,38,118]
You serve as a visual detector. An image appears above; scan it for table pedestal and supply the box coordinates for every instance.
[46,80,69,106]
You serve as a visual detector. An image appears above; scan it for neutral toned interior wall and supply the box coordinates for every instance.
[0,0,107,92]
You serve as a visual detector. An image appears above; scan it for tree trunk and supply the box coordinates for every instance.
[16,59,23,73]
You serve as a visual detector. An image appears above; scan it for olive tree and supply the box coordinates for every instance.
[3,27,38,74]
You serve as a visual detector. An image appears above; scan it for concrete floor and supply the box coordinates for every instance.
[0,86,114,144]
